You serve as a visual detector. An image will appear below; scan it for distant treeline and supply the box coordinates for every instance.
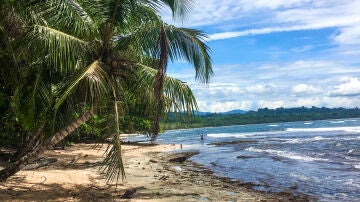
[163,107,360,129]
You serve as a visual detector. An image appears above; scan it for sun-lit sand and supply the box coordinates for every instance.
[0,143,310,201]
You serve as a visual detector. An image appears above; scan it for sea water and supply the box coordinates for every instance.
[126,118,360,201]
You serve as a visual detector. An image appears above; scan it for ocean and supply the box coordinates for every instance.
[125,118,360,201]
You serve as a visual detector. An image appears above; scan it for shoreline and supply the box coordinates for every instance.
[0,143,314,201]
[164,117,360,131]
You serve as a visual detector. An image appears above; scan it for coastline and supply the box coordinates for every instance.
[0,143,313,201]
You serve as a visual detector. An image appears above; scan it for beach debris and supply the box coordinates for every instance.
[149,159,158,163]
[23,158,57,170]
[198,196,210,201]
[121,141,157,146]
[68,153,89,165]
[171,166,183,172]
[168,151,199,163]
[121,188,137,199]
[159,175,169,180]
[120,186,145,199]
[169,156,187,163]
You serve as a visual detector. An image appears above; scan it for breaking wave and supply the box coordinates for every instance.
[284,136,327,144]
[286,126,360,133]
[245,147,329,162]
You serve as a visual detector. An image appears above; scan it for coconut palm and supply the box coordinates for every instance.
[0,0,212,182]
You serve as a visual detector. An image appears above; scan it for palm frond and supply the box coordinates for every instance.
[54,60,110,110]
[116,22,213,84]
[164,25,213,84]
[136,63,198,114]
[99,79,126,184]
[140,0,194,21]
[107,0,136,26]
[27,0,97,38]
[100,135,126,184]
[22,25,89,73]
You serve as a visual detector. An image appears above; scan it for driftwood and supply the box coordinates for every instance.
[23,158,57,170]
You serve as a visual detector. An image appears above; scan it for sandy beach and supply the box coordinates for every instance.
[0,143,312,201]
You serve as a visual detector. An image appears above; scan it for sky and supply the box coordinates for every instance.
[162,0,360,112]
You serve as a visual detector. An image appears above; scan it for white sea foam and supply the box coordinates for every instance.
[343,179,360,188]
[268,124,279,127]
[207,133,248,138]
[290,174,309,181]
[348,149,360,156]
[245,147,328,162]
[330,120,345,123]
[208,126,360,139]
[341,160,360,170]
[284,136,327,144]
[285,136,360,144]
[290,174,321,182]
[207,131,283,138]
[286,126,360,133]
[304,122,313,125]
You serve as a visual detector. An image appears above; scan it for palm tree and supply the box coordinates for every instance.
[119,23,212,139]
[0,0,212,183]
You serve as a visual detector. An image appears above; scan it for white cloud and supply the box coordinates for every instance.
[208,17,360,41]
[292,84,321,95]
[238,0,312,11]
[163,1,360,112]
[329,77,360,96]
[333,25,360,45]
[197,0,360,48]
[323,97,360,108]
[208,26,311,41]
[290,45,313,52]
[294,98,322,107]
[172,60,360,111]
[258,100,286,109]
[246,84,275,94]
[197,100,254,112]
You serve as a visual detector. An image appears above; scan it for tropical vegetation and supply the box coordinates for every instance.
[164,107,360,129]
[0,0,212,182]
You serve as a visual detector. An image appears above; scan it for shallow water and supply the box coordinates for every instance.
[126,118,360,201]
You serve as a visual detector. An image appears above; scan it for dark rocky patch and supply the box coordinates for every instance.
[236,155,259,159]
[168,151,199,163]
[121,141,158,146]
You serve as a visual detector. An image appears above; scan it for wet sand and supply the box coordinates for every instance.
[0,143,313,201]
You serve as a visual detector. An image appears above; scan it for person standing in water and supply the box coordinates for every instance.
[200,133,204,140]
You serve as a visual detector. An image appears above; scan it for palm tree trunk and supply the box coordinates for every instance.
[11,124,45,162]
[0,111,93,182]
[152,27,168,140]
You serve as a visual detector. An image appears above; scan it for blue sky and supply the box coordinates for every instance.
[163,0,360,112]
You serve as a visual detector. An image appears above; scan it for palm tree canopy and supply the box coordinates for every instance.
[0,0,212,183]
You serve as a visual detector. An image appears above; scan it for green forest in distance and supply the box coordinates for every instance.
[163,107,360,130]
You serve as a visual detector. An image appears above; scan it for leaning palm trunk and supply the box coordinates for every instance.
[11,124,45,162]
[152,27,169,140]
[0,111,93,182]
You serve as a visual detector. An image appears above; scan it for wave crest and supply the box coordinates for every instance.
[245,147,329,162]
